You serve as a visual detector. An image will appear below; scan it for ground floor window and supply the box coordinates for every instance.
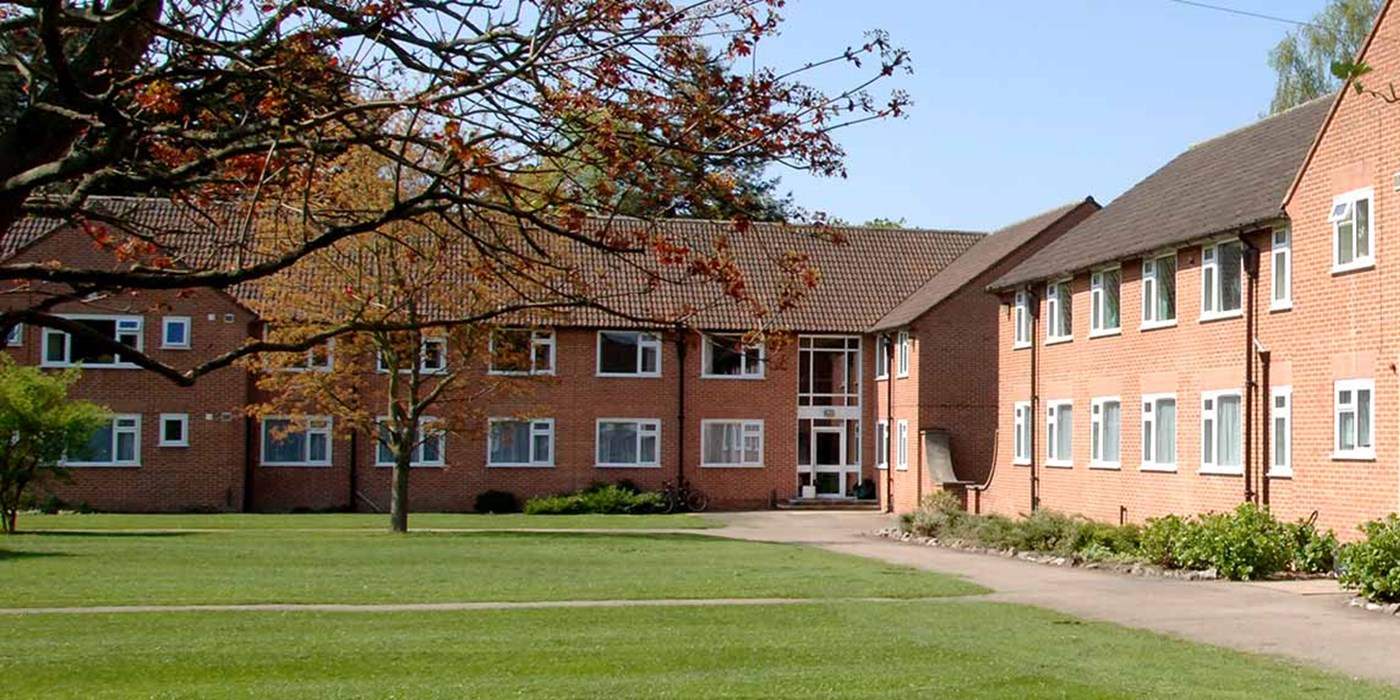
[488,418,553,467]
[1013,402,1031,465]
[1141,394,1176,471]
[1045,400,1073,467]
[158,414,189,448]
[1335,379,1375,460]
[1201,390,1242,474]
[1090,397,1120,468]
[701,420,763,467]
[1271,387,1292,477]
[376,418,446,467]
[596,419,660,467]
[876,420,888,470]
[896,420,909,470]
[261,416,332,466]
[69,414,141,466]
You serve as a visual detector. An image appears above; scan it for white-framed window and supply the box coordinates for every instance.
[1331,187,1373,272]
[41,315,143,368]
[1141,393,1177,471]
[1201,239,1244,319]
[596,418,661,467]
[896,331,911,377]
[68,414,141,466]
[1271,387,1292,477]
[1335,378,1375,460]
[896,420,909,470]
[597,331,662,377]
[489,329,555,375]
[876,420,889,469]
[261,416,333,466]
[1271,228,1292,310]
[377,337,447,374]
[487,418,554,467]
[5,324,21,347]
[1089,268,1121,336]
[1045,400,1073,467]
[874,335,890,380]
[161,316,191,349]
[1013,291,1031,349]
[1045,280,1073,342]
[701,420,764,467]
[1141,254,1177,328]
[702,334,764,379]
[1012,402,1031,466]
[376,417,446,467]
[158,413,189,448]
[1201,389,1243,475]
[1090,397,1121,468]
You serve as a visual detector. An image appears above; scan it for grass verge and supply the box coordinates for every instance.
[14,512,718,531]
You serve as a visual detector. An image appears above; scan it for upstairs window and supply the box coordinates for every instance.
[1013,291,1031,349]
[1202,240,1244,319]
[377,337,447,374]
[1141,254,1177,327]
[874,335,890,380]
[597,331,661,376]
[1089,268,1120,336]
[896,331,911,377]
[1335,379,1375,460]
[490,329,555,375]
[703,334,764,379]
[1045,280,1072,342]
[1201,390,1243,474]
[1331,188,1373,272]
[161,317,191,349]
[1271,229,1292,310]
[6,324,21,347]
[42,316,143,368]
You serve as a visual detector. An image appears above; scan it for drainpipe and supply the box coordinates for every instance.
[676,328,688,488]
[885,334,896,513]
[1258,346,1272,506]
[1029,288,1041,512]
[1243,237,1260,505]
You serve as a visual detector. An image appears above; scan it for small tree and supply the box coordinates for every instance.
[1268,0,1380,114]
[0,357,109,533]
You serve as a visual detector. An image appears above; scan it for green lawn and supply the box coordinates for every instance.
[15,511,717,531]
[4,602,1393,699]
[0,530,980,607]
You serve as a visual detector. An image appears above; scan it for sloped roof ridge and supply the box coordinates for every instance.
[1185,93,1336,152]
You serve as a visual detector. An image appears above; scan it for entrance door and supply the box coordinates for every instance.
[812,426,846,497]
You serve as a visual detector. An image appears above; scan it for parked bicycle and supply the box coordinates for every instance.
[658,479,709,513]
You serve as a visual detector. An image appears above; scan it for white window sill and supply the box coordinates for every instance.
[595,463,662,469]
[1044,461,1073,469]
[1045,336,1073,346]
[1012,459,1030,467]
[1088,328,1121,339]
[875,375,889,382]
[1013,342,1031,351]
[1269,302,1292,313]
[1089,462,1121,471]
[896,373,910,380]
[487,463,555,469]
[895,465,909,471]
[1332,260,1375,275]
[596,373,662,379]
[1140,464,1177,473]
[260,462,331,468]
[1198,466,1244,477]
[876,464,888,470]
[65,462,142,468]
[1331,451,1376,462]
[700,374,765,381]
[1266,469,1293,479]
[1139,320,1177,332]
[161,345,192,351]
[1199,310,1243,323]
[157,441,189,448]
[701,463,763,469]
[374,463,445,469]
[41,362,140,370]
[488,370,555,377]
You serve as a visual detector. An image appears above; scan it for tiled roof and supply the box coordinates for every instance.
[991,95,1333,290]
[869,199,1098,331]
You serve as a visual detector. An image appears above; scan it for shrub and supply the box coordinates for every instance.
[1009,509,1084,555]
[965,514,1019,549]
[474,490,521,514]
[1140,514,1190,567]
[903,492,966,538]
[1171,504,1292,580]
[523,484,664,515]
[1286,518,1338,574]
[1340,515,1400,602]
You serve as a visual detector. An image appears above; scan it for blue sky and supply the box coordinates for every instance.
[754,0,1332,231]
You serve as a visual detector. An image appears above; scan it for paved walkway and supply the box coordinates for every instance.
[703,511,1400,687]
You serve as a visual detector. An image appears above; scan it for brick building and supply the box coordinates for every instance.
[5,200,1079,513]
[976,0,1400,537]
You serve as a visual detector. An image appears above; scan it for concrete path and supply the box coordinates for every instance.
[703,511,1400,686]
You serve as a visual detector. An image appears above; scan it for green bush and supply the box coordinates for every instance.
[1340,515,1400,602]
[1170,504,1292,580]
[523,484,664,515]
[473,490,521,514]
[903,492,967,538]
[1009,509,1085,555]
[1286,518,1338,574]
[1140,514,1190,567]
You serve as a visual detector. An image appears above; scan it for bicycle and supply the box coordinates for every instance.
[658,479,709,513]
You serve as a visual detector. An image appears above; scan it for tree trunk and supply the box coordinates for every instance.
[389,450,411,533]
[2,505,15,535]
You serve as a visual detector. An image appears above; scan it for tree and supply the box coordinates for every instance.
[1268,0,1380,114]
[0,357,109,533]
[0,0,912,384]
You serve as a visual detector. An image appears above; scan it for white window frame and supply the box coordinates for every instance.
[1270,386,1293,478]
[376,337,448,374]
[1045,279,1073,343]
[876,420,889,469]
[488,329,556,376]
[375,417,446,467]
[701,334,765,379]
[896,420,909,471]
[67,414,142,467]
[40,314,143,369]
[874,336,890,380]
[595,418,661,467]
[896,331,911,377]
[161,316,192,350]
[1271,228,1292,311]
[6,323,21,347]
[1013,291,1031,349]
[1201,239,1245,321]
[1089,267,1121,337]
[1045,399,1073,468]
[596,331,663,377]
[1334,378,1376,460]
[700,419,764,468]
[1331,187,1374,273]
[157,413,190,448]
[1141,253,1178,329]
[260,416,333,467]
[1090,396,1121,469]
[1141,393,1178,472]
[1012,402,1031,466]
[485,418,554,468]
[1200,389,1244,476]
